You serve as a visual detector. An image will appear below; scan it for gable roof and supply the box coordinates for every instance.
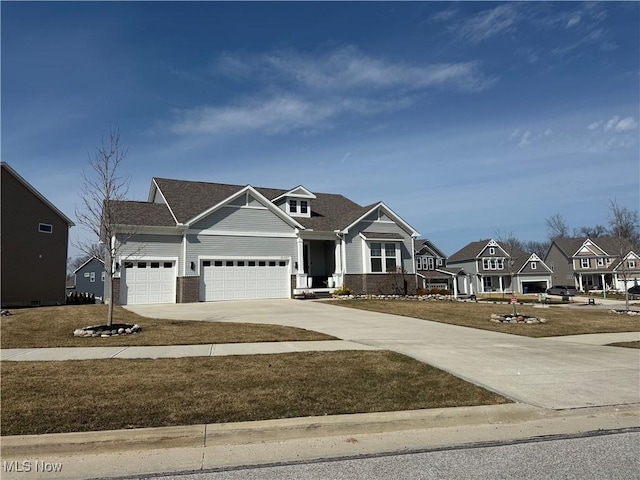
[72,257,105,275]
[343,202,420,237]
[415,238,447,258]
[116,177,403,233]
[552,237,631,258]
[448,239,494,262]
[1,162,75,226]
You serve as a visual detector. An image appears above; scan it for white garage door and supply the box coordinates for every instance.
[121,260,176,305]
[201,259,289,301]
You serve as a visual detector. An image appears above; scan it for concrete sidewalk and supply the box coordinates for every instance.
[127,300,640,410]
[0,340,381,361]
[1,404,638,480]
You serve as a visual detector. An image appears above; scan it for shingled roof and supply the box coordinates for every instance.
[111,177,377,232]
[553,237,627,257]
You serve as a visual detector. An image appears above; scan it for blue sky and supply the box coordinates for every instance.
[2,1,639,259]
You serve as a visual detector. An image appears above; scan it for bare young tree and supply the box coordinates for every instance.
[608,199,640,311]
[545,213,569,242]
[75,127,133,326]
[493,229,524,300]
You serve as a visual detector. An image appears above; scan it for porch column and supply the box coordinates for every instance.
[578,274,584,291]
[601,273,606,290]
[296,236,306,289]
[453,275,458,297]
[499,276,503,292]
[334,240,341,275]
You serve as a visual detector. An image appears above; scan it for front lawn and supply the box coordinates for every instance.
[327,300,639,337]
[0,305,334,349]
[1,351,510,436]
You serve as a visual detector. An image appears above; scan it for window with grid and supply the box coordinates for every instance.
[370,242,397,272]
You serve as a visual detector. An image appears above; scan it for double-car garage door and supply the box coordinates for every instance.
[200,259,289,301]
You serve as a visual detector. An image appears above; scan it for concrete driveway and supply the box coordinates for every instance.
[126,300,640,410]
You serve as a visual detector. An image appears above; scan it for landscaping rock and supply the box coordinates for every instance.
[73,323,141,338]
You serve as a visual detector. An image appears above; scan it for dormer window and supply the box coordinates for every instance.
[286,197,311,218]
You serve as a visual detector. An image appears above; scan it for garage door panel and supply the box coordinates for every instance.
[201,259,289,301]
[122,261,176,305]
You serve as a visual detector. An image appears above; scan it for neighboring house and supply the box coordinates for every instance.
[544,237,640,292]
[448,239,552,295]
[68,257,105,300]
[414,238,456,292]
[104,177,420,305]
[1,162,75,307]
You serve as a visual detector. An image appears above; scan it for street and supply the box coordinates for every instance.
[140,430,639,480]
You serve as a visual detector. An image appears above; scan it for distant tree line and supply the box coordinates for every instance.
[499,200,640,258]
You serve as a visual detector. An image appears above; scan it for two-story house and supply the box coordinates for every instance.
[1,162,75,307]
[544,237,640,292]
[414,238,456,292]
[448,239,552,295]
[68,257,105,301]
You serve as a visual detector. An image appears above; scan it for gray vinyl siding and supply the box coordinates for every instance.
[544,243,576,286]
[116,233,182,273]
[345,218,415,274]
[186,235,297,276]
[191,205,294,232]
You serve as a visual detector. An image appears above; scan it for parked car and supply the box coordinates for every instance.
[546,285,577,296]
[628,285,640,295]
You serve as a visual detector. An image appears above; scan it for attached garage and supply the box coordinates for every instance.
[121,260,176,305]
[521,279,550,294]
[200,259,290,301]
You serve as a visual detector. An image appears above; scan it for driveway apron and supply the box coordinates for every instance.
[126,300,640,410]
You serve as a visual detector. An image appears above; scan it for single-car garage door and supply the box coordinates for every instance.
[201,259,289,301]
[121,260,176,305]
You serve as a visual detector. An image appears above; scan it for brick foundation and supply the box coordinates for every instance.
[177,276,200,303]
[344,274,417,296]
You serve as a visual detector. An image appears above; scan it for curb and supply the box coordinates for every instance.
[0,403,534,457]
[2,404,638,480]
[3,403,638,457]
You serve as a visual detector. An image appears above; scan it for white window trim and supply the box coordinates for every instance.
[581,258,590,268]
[628,260,636,269]
[368,241,401,274]
[531,262,537,270]
[38,223,53,234]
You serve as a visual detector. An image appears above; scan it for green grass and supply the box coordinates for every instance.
[1,351,510,436]
[0,304,335,349]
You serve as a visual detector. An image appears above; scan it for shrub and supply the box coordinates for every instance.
[333,285,353,296]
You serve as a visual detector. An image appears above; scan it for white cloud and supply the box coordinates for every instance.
[170,94,413,135]
[604,116,619,131]
[518,130,532,148]
[456,4,520,44]
[566,16,581,28]
[171,46,496,136]
[430,8,458,23]
[213,46,494,93]
[614,117,638,132]
[589,116,637,133]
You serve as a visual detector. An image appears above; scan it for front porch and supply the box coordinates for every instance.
[293,237,343,295]
[578,273,614,292]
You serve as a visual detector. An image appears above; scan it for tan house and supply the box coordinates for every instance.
[544,237,640,292]
[1,162,74,307]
